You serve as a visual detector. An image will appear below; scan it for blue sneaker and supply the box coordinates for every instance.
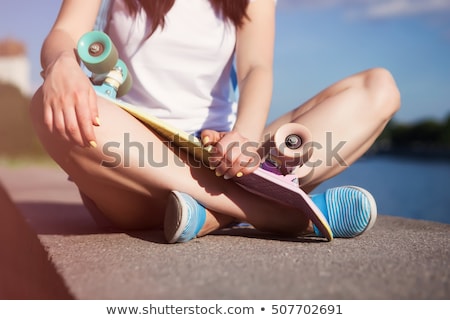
[310,186,377,238]
[164,191,207,243]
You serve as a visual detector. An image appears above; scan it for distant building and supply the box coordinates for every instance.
[0,39,31,95]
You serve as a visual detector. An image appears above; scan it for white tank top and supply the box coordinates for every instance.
[106,0,237,134]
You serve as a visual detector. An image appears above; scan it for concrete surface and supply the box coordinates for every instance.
[0,181,72,299]
[0,164,449,300]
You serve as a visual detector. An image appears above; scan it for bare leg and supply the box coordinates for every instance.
[30,68,400,238]
[30,88,310,235]
[265,68,401,192]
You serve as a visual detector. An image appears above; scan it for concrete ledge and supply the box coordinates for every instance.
[1,165,449,299]
[0,183,72,299]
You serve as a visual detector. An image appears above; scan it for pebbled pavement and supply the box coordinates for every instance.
[1,165,449,300]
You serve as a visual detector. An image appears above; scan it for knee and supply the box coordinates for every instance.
[363,67,401,121]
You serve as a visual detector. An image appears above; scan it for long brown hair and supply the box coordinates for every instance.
[124,0,250,36]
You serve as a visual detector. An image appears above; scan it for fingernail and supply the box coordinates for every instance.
[209,165,217,171]
[202,136,210,145]
[89,141,98,148]
[215,170,223,177]
[224,174,232,180]
[95,117,101,126]
[236,172,244,178]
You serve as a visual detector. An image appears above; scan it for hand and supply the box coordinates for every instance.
[201,130,261,179]
[41,52,100,147]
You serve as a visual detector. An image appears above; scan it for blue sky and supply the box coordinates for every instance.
[1,0,449,123]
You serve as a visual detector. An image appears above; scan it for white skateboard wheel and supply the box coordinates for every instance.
[272,123,313,171]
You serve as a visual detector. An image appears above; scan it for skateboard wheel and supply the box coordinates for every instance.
[115,60,133,97]
[272,123,313,171]
[77,31,119,74]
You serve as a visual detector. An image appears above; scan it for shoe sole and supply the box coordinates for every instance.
[164,191,188,244]
[346,185,378,235]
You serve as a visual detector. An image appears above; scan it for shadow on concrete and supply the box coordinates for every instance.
[210,226,329,243]
[17,202,104,236]
[0,184,73,299]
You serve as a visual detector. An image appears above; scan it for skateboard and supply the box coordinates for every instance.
[77,31,333,241]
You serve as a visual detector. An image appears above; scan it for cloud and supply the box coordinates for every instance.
[278,0,450,19]
[364,0,450,18]
[278,0,450,40]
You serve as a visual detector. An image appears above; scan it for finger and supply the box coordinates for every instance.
[51,106,70,142]
[211,132,245,174]
[200,130,223,146]
[75,92,98,148]
[239,141,262,173]
[222,156,247,179]
[208,154,222,170]
[221,152,256,179]
[42,102,54,133]
[201,130,227,168]
[212,132,240,157]
[88,87,100,126]
[62,105,85,147]
[218,144,262,179]
[236,153,261,176]
[213,140,241,177]
[76,106,98,148]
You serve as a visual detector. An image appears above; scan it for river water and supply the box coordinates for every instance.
[313,155,450,224]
